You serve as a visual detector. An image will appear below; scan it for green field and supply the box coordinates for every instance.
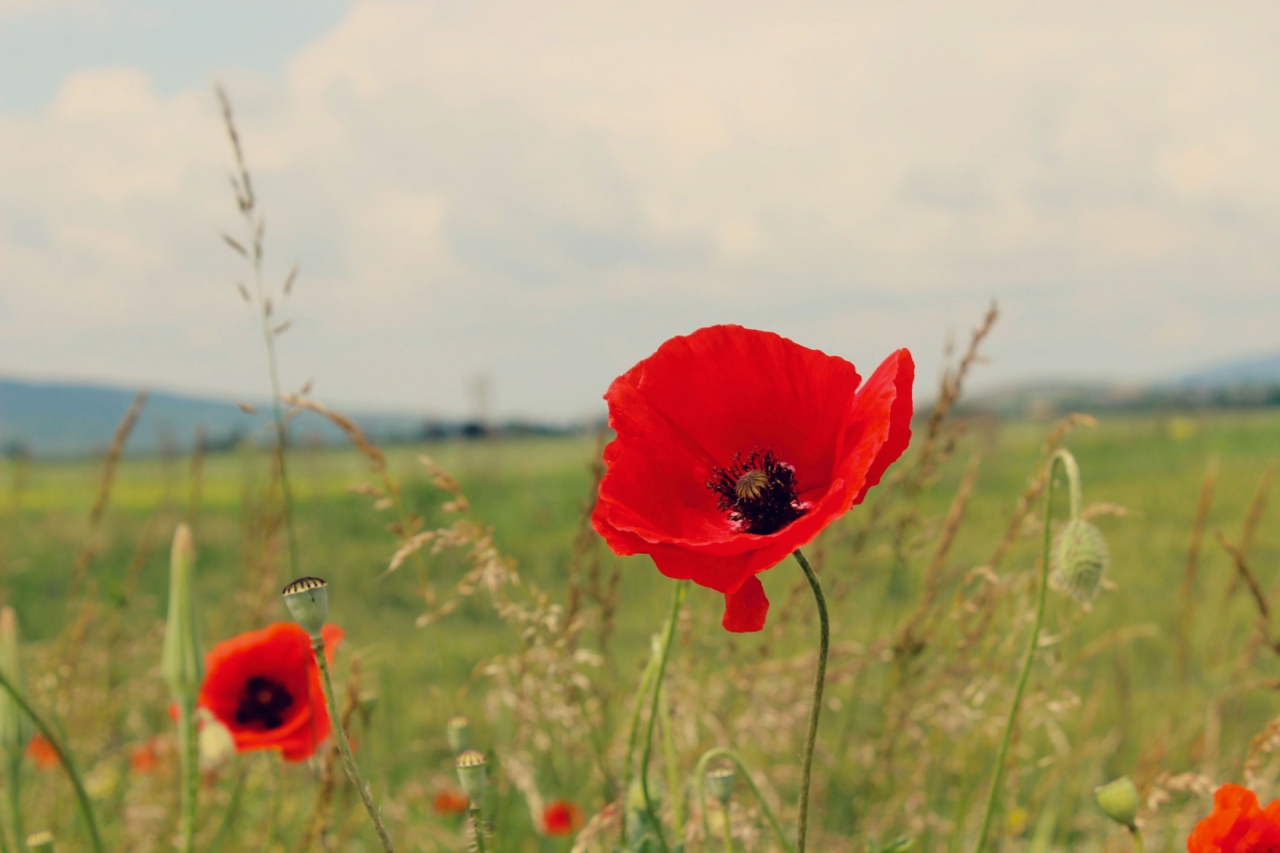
[2,408,1279,852]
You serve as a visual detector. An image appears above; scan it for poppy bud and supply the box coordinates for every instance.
[706,765,735,805]
[1095,777,1139,828]
[281,577,329,641]
[162,525,203,700]
[446,715,473,754]
[26,831,54,853]
[0,606,25,758]
[455,750,487,804]
[1052,520,1109,604]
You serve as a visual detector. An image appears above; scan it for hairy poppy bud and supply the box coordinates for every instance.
[162,525,203,700]
[0,606,24,758]
[455,750,487,804]
[1053,520,1109,604]
[706,765,735,805]
[1095,776,1139,828]
[282,577,329,641]
[26,831,54,853]
[446,715,473,754]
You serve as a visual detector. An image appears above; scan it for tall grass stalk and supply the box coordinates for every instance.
[640,579,689,853]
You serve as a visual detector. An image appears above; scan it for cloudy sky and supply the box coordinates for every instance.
[2,1,1279,420]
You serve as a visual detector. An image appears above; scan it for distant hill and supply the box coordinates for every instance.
[0,377,436,457]
[1176,351,1280,388]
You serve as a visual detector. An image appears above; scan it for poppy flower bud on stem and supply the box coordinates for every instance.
[162,524,202,853]
[446,715,472,754]
[455,750,489,853]
[290,579,397,853]
[1096,777,1143,852]
[281,576,329,641]
[706,765,735,805]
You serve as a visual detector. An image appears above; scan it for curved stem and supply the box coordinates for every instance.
[620,650,660,845]
[792,549,829,853]
[640,580,688,853]
[313,640,396,853]
[0,672,102,853]
[692,748,793,853]
[177,695,199,853]
[971,452,1068,853]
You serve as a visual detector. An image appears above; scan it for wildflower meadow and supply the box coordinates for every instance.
[2,88,1280,853]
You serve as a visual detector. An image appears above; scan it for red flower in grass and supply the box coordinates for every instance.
[543,800,584,836]
[129,737,164,774]
[1189,784,1280,852]
[26,734,58,770]
[434,788,470,815]
[198,623,344,762]
[592,325,913,632]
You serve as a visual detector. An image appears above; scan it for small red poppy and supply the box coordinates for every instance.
[592,325,913,632]
[1188,784,1280,853]
[433,788,470,815]
[543,799,584,836]
[129,737,164,774]
[198,622,344,762]
[26,734,59,770]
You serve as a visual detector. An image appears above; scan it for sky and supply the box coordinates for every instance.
[2,1,1279,421]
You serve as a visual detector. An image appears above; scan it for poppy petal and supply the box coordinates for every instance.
[849,348,915,504]
[721,575,769,633]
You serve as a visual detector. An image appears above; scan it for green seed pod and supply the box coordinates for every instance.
[446,715,473,754]
[162,525,203,701]
[282,577,329,641]
[1053,519,1109,604]
[706,765,735,805]
[26,831,54,853]
[455,750,487,804]
[1095,776,1139,828]
[0,606,25,757]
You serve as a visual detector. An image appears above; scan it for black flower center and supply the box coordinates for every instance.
[707,450,805,535]
[235,676,294,730]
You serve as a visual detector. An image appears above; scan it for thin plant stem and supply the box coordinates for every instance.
[721,801,735,853]
[177,695,199,853]
[971,450,1069,853]
[692,748,793,853]
[470,807,487,853]
[641,580,689,853]
[261,321,301,580]
[658,683,684,839]
[792,548,828,853]
[620,642,660,845]
[1129,826,1144,853]
[4,757,21,853]
[0,672,102,853]
[204,759,246,853]
[313,639,396,853]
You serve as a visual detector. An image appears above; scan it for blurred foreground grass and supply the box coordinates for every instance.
[2,409,1279,851]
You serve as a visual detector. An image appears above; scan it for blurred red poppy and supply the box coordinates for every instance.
[25,734,58,770]
[592,325,913,632]
[433,788,470,815]
[129,737,164,774]
[1189,783,1280,852]
[198,622,343,762]
[543,799,583,836]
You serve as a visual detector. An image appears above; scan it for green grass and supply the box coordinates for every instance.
[2,409,1279,852]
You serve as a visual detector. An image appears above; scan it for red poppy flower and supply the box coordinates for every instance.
[433,788,470,815]
[591,325,913,632]
[543,799,584,836]
[1188,784,1280,853]
[198,623,344,762]
[129,737,164,774]
[26,734,58,770]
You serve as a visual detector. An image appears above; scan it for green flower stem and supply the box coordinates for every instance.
[0,672,102,853]
[722,802,735,853]
[971,450,1071,853]
[4,756,21,853]
[620,638,661,846]
[692,748,793,853]
[470,807,487,853]
[1129,826,1144,853]
[792,549,828,853]
[312,639,396,853]
[176,695,199,853]
[204,759,245,853]
[658,682,684,839]
[641,580,689,853]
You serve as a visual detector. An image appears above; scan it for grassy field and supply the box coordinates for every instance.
[2,407,1279,852]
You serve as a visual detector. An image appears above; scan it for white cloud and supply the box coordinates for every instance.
[3,0,1280,418]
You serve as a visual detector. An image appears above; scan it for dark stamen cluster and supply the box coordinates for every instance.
[235,676,294,730]
[707,450,805,535]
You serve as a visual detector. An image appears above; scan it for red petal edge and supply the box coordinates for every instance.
[721,575,769,632]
